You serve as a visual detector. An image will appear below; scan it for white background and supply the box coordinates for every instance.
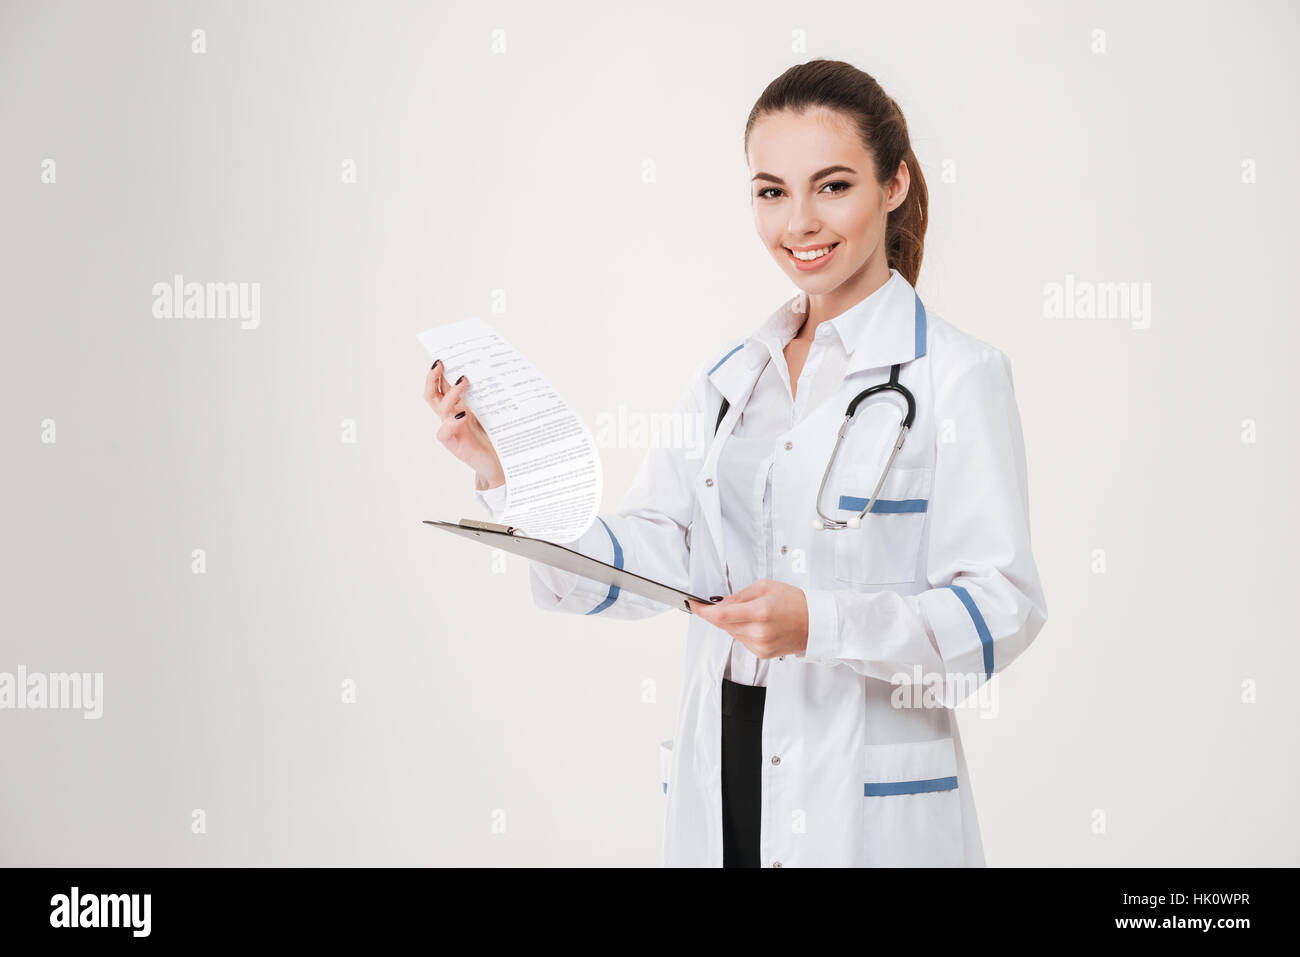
[1,0,1296,865]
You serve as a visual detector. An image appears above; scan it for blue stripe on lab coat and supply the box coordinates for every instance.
[864,775,958,796]
[946,583,993,678]
[707,343,744,375]
[914,295,928,358]
[586,517,623,615]
[837,496,928,513]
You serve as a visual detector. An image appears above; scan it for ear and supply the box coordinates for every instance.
[885,158,910,212]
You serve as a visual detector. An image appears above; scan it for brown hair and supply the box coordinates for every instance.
[744,59,928,286]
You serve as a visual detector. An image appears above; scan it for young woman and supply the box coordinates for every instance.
[423,59,1047,867]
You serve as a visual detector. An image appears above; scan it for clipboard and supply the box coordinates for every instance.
[423,519,717,614]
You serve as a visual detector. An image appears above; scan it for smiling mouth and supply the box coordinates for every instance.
[785,242,839,262]
[785,242,840,270]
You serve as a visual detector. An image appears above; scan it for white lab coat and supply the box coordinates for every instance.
[476,271,1047,867]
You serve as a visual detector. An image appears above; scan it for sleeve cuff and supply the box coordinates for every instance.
[470,479,617,611]
[798,587,839,663]
[533,517,613,603]
[473,480,509,520]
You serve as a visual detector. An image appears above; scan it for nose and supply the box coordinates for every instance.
[786,195,821,238]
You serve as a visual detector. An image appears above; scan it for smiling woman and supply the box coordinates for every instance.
[439,58,1047,870]
[745,64,929,308]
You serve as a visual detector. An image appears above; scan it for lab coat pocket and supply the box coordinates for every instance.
[833,466,932,585]
[659,739,673,795]
[862,737,964,867]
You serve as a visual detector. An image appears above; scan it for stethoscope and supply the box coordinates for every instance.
[812,361,916,531]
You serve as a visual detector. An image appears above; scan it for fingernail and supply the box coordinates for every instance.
[455,411,466,419]
[456,375,466,385]
[432,359,441,369]
[709,596,724,603]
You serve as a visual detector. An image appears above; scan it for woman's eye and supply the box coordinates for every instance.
[756,182,849,200]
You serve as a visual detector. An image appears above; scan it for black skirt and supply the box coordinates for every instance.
[720,676,767,868]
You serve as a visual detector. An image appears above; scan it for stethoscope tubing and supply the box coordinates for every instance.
[813,362,915,531]
[712,356,918,593]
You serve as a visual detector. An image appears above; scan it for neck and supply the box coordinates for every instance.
[796,256,893,340]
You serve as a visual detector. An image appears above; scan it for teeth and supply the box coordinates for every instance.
[790,244,835,261]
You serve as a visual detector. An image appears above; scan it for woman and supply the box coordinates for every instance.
[422,59,1047,867]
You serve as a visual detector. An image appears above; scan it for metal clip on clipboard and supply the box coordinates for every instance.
[457,519,519,535]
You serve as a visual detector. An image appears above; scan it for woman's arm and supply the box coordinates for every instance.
[472,357,715,619]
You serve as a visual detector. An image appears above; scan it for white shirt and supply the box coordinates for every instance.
[476,272,906,688]
[711,290,865,686]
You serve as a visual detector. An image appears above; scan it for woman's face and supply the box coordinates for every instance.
[747,106,908,307]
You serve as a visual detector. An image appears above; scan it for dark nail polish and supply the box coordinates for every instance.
[432,359,441,369]
[456,375,465,385]
[455,411,466,419]
[709,596,724,603]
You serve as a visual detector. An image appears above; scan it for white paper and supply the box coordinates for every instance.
[417,318,602,543]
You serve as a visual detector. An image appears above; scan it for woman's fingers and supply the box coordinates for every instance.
[443,374,470,417]
[423,360,445,410]
[434,410,463,445]
[422,362,472,419]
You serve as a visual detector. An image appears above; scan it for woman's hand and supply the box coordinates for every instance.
[422,360,505,488]
[687,580,809,658]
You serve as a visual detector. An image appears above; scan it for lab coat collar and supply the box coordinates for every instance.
[706,268,927,405]
[827,267,928,376]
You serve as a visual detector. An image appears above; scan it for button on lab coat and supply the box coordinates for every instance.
[475,269,1048,867]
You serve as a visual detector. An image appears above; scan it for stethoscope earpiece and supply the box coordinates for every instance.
[847,515,861,530]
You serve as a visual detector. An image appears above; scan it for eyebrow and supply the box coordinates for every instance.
[751,165,857,186]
